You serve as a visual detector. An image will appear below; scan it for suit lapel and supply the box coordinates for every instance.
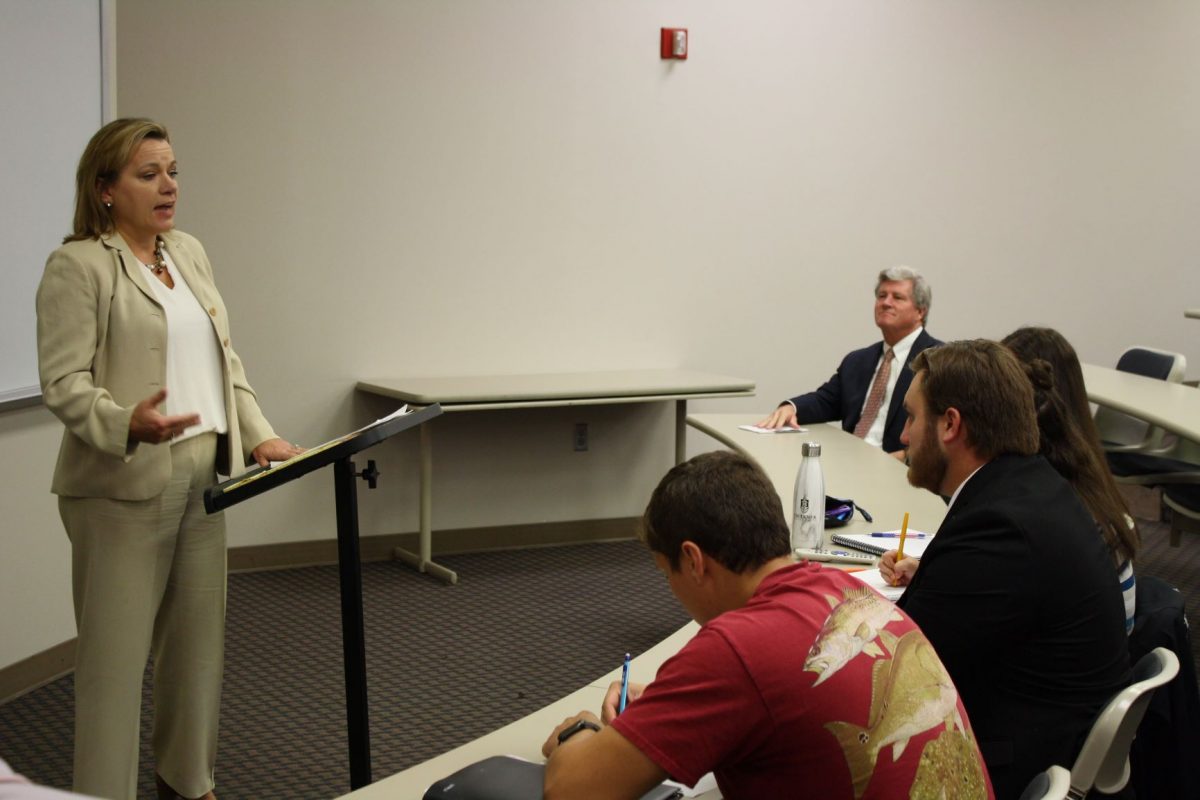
[161,233,202,300]
[849,341,885,421]
[882,330,930,433]
[844,345,883,431]
[160,232,224,343]
[937,456,1013,531]
[102,231,161,306]
[883,371,910,433]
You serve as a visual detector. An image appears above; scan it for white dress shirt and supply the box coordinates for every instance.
[859,326,924,447]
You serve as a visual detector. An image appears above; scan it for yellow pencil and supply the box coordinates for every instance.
[896,512,910,560]
[890,512,911,587]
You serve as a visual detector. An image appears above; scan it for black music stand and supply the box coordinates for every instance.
[204,403,442,791]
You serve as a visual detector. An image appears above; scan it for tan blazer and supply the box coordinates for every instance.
[36,229,276,500]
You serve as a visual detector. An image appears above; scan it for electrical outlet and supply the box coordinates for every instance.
[574,423,589,452]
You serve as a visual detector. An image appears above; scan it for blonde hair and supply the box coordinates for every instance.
[65,118,171,243]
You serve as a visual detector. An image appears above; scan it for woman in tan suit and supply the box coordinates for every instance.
[36,119,302,800]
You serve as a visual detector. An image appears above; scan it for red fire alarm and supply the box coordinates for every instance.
[660,28,688,60]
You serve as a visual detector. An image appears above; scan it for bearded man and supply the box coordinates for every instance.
[879,339,1130,799]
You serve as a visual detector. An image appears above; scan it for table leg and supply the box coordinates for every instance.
[393,419,458,583]
[419,422,433,566]
[675,399,687,464]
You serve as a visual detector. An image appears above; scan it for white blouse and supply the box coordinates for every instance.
[145,250,228,443]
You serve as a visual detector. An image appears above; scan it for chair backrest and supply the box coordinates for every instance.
[1069,646,1181,797]
[1095,346,1188,449]
[1115,347,1188,382]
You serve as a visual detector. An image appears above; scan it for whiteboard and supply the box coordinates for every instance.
[0,0,108,409]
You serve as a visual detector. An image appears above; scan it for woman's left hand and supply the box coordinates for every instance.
[252,437,306,467]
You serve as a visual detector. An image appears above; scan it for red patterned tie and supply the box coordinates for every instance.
[854,347,894,438]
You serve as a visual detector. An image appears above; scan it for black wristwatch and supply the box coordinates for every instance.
[557,719,600,745]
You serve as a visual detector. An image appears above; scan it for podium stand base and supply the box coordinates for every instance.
[394,546,459,584]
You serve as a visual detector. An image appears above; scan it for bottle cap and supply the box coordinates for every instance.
[802,442,821,457]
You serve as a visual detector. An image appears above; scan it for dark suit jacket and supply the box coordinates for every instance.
[898,455,1131,800]
[787,329,940,452]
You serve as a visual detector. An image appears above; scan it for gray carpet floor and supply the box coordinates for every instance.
[1,520,1197,799]
[0,539,689,799]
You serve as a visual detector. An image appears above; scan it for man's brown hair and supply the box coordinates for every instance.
[910,339,1039,460]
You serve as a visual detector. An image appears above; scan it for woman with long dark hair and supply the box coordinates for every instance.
[1002,327,1139,632]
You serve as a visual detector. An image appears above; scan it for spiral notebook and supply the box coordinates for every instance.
[830,530,933,558]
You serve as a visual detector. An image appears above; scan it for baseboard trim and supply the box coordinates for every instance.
[0,517,641,702]
[227,516,640,572]
[0,639,75,706]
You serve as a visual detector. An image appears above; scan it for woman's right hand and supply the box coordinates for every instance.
[128,388,200,444]
[879,549,920,587]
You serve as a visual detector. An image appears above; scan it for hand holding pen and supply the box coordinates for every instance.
[601,656,646,724]
[619,652,631,714]
[879,549,919,587]
[880,512,921,587]
[544,654,641,758]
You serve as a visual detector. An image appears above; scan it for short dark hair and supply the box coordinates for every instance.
[641,450,792,573]
[910,339,1039,460]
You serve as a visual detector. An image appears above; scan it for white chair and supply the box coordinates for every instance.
[1022,647,1180,799]
[1017,765,1072,800]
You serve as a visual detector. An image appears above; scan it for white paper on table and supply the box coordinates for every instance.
[737,425,809,434]
[849,568,906,602]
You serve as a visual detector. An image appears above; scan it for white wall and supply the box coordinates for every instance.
[3,0,1198,670]
[0,408,77,669]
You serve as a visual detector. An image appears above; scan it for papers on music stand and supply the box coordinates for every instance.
[228,406,412,493]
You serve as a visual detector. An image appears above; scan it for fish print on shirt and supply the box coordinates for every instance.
[804,587,902,686]
[809,593,989,799]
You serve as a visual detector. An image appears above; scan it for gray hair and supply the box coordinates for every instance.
[876,265,932,323]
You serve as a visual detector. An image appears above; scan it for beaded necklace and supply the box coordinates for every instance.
[143,237,167,276]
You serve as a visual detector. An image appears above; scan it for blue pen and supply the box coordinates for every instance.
[618,652,631,714]
[870,532,928,538]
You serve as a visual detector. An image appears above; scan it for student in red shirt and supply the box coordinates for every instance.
[541,450,992,800]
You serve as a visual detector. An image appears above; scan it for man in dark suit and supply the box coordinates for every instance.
[757,266,940,454]
[881,340,1130,799]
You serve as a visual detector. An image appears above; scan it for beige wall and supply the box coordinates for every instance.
[3,0,1198,670]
